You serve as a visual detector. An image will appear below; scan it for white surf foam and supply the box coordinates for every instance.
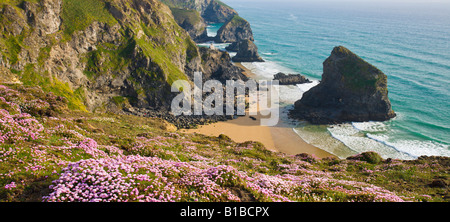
[328,121,450,160]
[352,121,390,133]
[327,124,416,160]
[240,61,319,105]
[366,133,450,158]
[197,42,231,51]
[261,52,278,56]
[240,59,450,160]
[240,60,296,80]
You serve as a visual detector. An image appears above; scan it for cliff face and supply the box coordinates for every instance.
[215,15,254,43]
[230,40,264,62]
[202,0,237,23]
[199,47,248,83]
[0,0,246,114]
[291,46,396,124]
[0,0,201,112]
[170,7,208,42]
[161,0,237,23]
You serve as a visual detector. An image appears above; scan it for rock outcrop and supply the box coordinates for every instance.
[273,72,311,85]
[230,40,264,63]
[202,0,238,23]
[161,0,237,23]
[170,8,208,42]
[199,47,248,83]
[215,15,254,43]
[290,46,396,124]
[0,0,246,116]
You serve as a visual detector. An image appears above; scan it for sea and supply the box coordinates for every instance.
[203,0,450,160]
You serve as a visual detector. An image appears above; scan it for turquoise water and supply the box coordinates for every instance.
[216,1,450,159]
[206,23,224,37]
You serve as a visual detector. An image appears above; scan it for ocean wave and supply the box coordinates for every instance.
[352,121,390,133]
[261,52,278,56]
[327,124,415,160]
[296,80,319,93]
[241,60,296,80]
[366,134,450,158]
[239,44,450,160]
[329,121,450,160]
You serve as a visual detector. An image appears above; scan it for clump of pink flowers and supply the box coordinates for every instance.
[0,102,44,144]
[43,153,405,202]
[43,156,242,202]
[4,182,16,190]
[0,84,413,202]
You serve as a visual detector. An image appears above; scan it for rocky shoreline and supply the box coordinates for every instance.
[273,72,312,85]
[125,107,232,129]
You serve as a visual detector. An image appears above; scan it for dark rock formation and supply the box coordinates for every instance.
[170,8,208,42]
[230,40,264,63]
[290,46,396,124]
[0,0,248,116]
[160,0,237,23]
[225,41,239,52]
[215,15,254,43]
[202,0,238,23]
[199,47,248,83]
[273,72,311,85]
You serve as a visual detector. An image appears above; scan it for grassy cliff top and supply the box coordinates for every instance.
[229,14,248,25]
[170,7,203,25]
[161,0,234,11]
[0,84,448,202]
[326,46,387,92]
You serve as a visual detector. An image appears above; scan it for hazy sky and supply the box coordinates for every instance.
[222,0,449,3]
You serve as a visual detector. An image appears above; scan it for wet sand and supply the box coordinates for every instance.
[181,63,335,159]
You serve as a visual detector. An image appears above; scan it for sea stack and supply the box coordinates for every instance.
[231,39,264,62]
[290,46,396,124]
[215,15,254,43]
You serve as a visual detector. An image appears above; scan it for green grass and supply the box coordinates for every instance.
[3,35,23,65]
[215,0,233,9]
[229,15,247,26]
[1,85,449,202]
[137,23,189,86]
[0,0,40,5]
[170,7,202,25]
[185,37,198,63]
[18,64,87,112]
[61,0,117,37]
[160,0,198,9]
[330,47,383,92]
[83,40,136,80]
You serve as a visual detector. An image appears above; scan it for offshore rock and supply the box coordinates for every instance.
[215,15,254,43]
[231,39,264,63]
[290,46,396,124]
[273,72,311,85]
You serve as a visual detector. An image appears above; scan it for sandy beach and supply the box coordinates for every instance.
[182,63,335,159]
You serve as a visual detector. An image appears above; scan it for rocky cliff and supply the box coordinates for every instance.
[161,0,237,23]
[290,46,396,124]
[170,7,208,42]
[199,46,248,83]
[215,15,254,43]
[0,0,246,116]
[230,39,264,62]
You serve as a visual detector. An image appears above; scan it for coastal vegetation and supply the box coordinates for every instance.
[0,0,448,203]
[1,84,448,202]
